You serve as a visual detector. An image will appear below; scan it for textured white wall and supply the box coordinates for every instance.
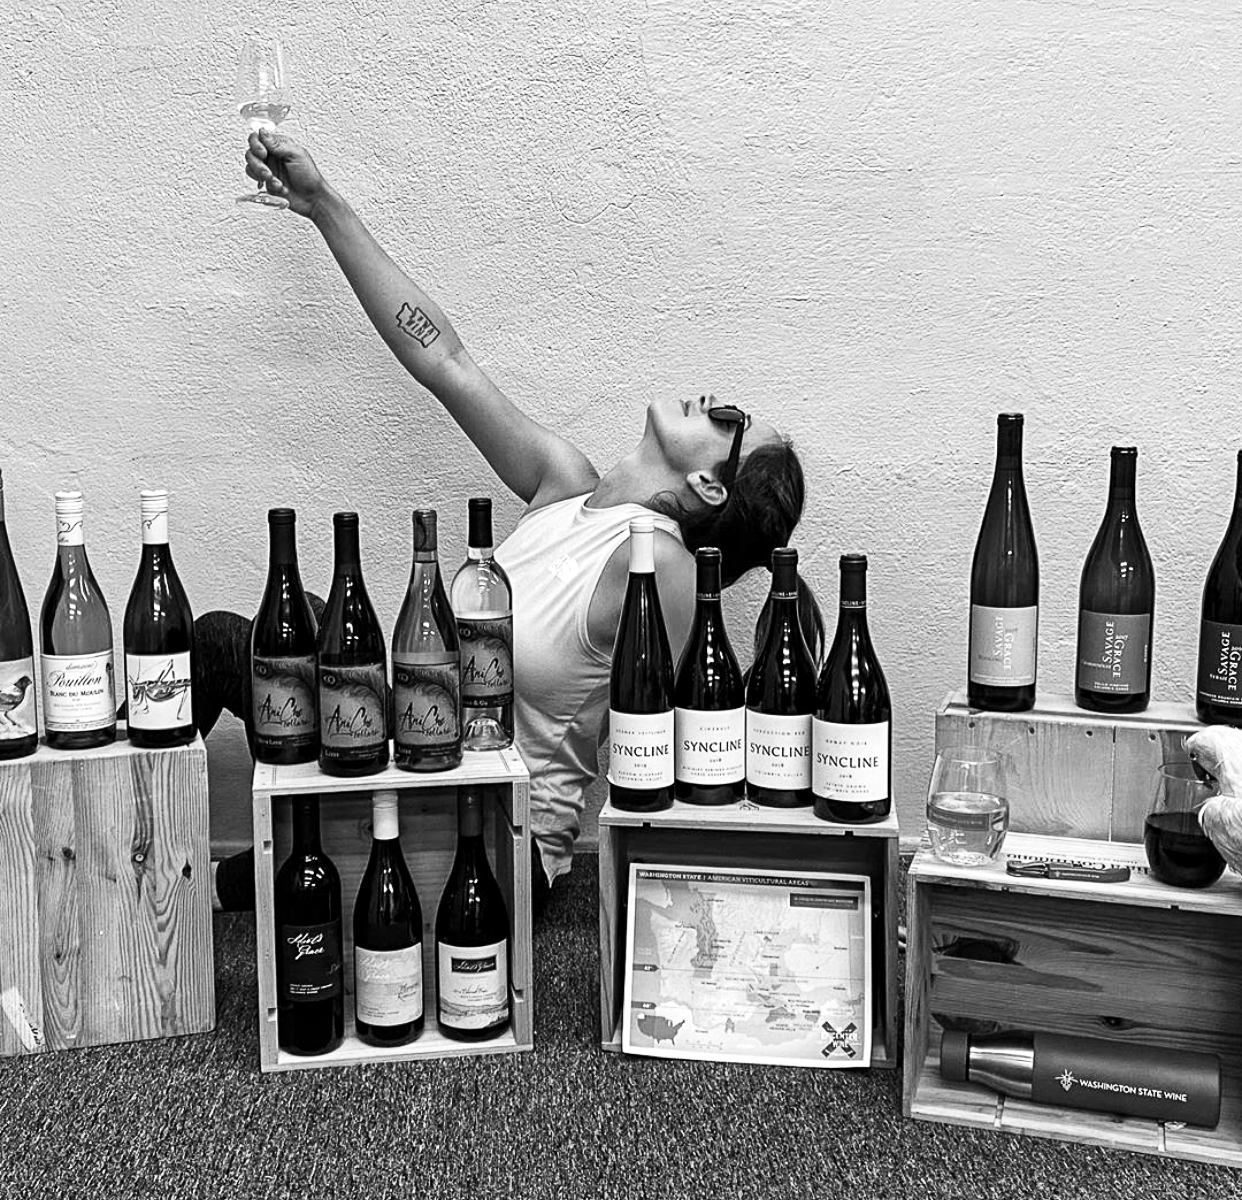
[2,1,1239,855]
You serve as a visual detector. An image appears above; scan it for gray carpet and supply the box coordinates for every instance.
[0,854,1237,1199]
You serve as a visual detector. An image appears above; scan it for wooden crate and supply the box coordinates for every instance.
[598,801,900,1068]
[251,748,532,1072]
[0,729,214,1056]
[935,690,1200,841]
[904,833,1242,1167]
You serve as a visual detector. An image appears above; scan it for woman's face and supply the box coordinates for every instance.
[644,396,780,483]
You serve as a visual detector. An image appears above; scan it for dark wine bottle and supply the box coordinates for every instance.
[354,789,424,1047]
[435,787,511,1042]
[251,508,319,764]
[123,490,195,748]
[968,413,1039,712]
[275,796,345,1056]
[0,471,38,760]
[1075,447,1155,714]
[608,517,675,813]
[40,490,116,750]
[745,548,816,807]
[673,547,745,804]
[1197,450,1242,725]
[450,498,514,751]
[392,510,462,772]
[812,554,891,824]
[317,512,389,776]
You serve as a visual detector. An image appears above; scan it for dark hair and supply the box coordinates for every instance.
[650,438,825,661]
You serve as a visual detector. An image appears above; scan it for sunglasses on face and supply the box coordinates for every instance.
[706,403,748,490]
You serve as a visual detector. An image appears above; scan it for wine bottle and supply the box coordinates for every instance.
[812,554,891,824]
[968,413,1039,712]
[392,510,462,772]
[0,471,38,760]
[940,1029,1221,1128]
[608,517,674,813]
[123,489,196,748]
[1197,450,1242,725]
[450,498,514,751]
[275,796,344,1056]
[745,548,816,807]
[435,787,511,1042]
[673,547,745,804]
[39,490,116,750]
[251,508,319,764]
[354,789,424,1048]
[1075,447,1155,714]
[317,512,389,776]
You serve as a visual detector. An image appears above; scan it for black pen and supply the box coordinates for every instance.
[1005,860,1131,883]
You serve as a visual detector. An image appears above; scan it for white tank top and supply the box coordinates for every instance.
[494,495,681,883]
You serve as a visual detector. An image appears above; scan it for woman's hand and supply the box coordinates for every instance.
[244,129,331,219]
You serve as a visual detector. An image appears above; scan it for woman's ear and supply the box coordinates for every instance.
[686,470,728,509]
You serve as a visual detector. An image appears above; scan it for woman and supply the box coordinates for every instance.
[217,131,818,906]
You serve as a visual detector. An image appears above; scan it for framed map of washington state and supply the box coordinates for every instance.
[620,863,872,1068]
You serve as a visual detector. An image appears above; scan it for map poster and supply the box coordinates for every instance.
[621,863,872,1069]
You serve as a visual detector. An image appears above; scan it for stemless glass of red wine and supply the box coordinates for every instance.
[234,34,291,211]
[1143,761,1226,889]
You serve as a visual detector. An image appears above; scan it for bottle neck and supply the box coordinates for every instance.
[372,799,399,842]
[268,521,299,570]
[839,568,867,611]
[1108,451,1137,503]
[467,502,494,554]
[291,799,322,854]
[0,486,6,525]
[458,792,484,840]
[1233,452,1242,512]
[994,417,1024,469]
[333,524,361,573]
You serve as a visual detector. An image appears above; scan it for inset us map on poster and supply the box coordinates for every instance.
[622,864,871,1068]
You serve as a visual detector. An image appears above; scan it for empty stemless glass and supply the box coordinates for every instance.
[926,745,1009,866]
[1143,760,1225,889]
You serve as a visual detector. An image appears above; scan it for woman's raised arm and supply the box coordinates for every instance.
[246,130,598,508]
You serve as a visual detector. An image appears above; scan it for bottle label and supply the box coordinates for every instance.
[745,710,812,789]
[458,615,514,709]
[41,651,115,732]
[1076,611,1150,695]
[125,651,194,730]
[318,663,388,754]
[812,719,889,801]
[1197,620,1242,710]
[437,939,509,1030]
[674,707,746,784]
[355,944,424,1025]
[252,655,318,747]
[0,656,37,742]
[280,922,343,1002]
[969,604,1038,687]
[607,709,675,788]
[393,656,461,753]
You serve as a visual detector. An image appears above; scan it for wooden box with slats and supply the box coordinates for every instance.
[598,800,901,1068]
[251,748,532,1072]
[905,692,1242,1167]
[0,729,214,1056]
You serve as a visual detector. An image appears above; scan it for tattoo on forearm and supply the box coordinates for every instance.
[396,302,441,348]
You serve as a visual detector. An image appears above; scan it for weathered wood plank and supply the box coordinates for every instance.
[0,732,213,1056]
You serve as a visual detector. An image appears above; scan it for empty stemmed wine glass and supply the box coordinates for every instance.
[234,35,291,210]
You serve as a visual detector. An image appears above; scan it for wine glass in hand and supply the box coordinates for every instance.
[235,35,291,210]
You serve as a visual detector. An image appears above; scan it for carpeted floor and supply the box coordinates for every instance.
[0,854,1238,1199]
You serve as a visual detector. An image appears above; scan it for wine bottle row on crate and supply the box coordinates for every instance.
[0,476,197,761]
[968,416,1242,723]
[251,501,514,776]
[276,787,511,1057]
[607,519,892,824]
